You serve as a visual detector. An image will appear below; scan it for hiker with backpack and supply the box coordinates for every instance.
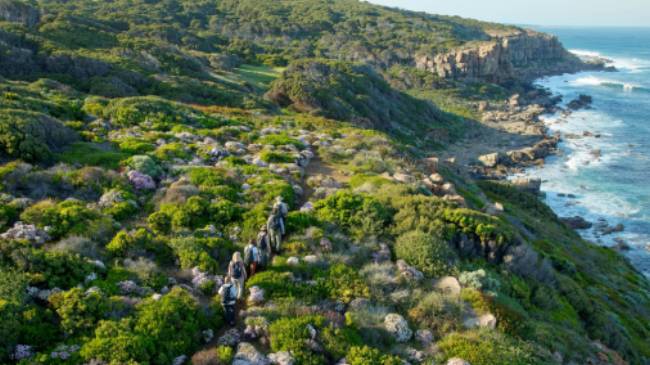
[218,276,238,326]
[227,252,247,299]
[272,196,288,235]
[244,238,260,276]
[257,225,272,268]
[267,208,284,253]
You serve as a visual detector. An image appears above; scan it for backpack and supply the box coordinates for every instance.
[244,246,253,265]
[232,262,243,279]
[221,283,234,303]
[269,215,281,231]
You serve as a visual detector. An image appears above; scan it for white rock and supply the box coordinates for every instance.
[268,351,294,365]
[479,313,497,329]
[286,257,300,266]
[415,329,433,346]
[248,286,265,306]
[233,342,269,365]
[436,276,461,296]
[303,255,319,264]
[384,313,412,342]
[172,355,187,365]
[447,358,471,365]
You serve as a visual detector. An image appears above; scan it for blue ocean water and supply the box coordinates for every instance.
[524,27,650,276]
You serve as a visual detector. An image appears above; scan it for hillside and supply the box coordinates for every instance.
[0,1,648,365]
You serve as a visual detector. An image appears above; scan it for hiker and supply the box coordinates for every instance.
[267,209,284,253]
[244,239,260,276]
[218,276,237,326]
[256,225,272,268]
[227,252,247,299]
[272,196,288,235]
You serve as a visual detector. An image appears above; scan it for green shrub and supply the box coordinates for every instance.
[167,236,234,272]
[148,210,171,235]
[104,96,193,127]
[106,228,156,257]
[408,292,463,336]
[216,345,233,364]
[48,287,109,337]
[57,142,129,169]
[0,109,77,162]
[394,230,457,277]
[245,270,324,302]
[345,345,402,365]
[314,191,392,238]
[258,133,305,148]
[269,316,326,365]
[20,199,100,239]
[81,287,213,364]
[126,154,163,178]
[260,149,295,163]
[320,263,369,303]
[320,325,363,359]
[437,329,542,365]
[118,138,156,154]
[154,142,192,161]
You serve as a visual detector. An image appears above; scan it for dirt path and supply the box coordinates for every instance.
[300,151,350,204]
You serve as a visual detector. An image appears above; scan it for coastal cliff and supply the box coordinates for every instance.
[416,30,595,83]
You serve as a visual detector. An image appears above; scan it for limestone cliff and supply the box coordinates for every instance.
[416,29,595,83]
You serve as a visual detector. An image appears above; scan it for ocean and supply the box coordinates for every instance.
[521,27,650,277]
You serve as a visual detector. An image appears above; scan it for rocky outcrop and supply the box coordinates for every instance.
[0,0,40,27]
[416,29,596,83]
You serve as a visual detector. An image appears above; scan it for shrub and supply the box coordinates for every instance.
[51,236,101,259]
[394,230,457,277]
[320,263,369,303]
[154,142,192,161]
[118,138,156,154]
[258,133,305,148]
[269,316,326,365]
[57,142,128,169]
[5,245,94,289]
[320,325,363,359]
[106,228,154,257]
[260,149,295,163]
[407,292,463,336]
[126,155,163,178]
[48,287,109,337]
[0,109,77,162]
[168,237,225,272]
[148,210,171,235]
[81,287,213,364]
[314,191,392,238]
[437,329,540,365]
[20,199,100,239]
[216,345,233,364]
[345,345,402,365]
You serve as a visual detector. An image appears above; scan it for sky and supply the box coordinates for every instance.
[366,0,650,27]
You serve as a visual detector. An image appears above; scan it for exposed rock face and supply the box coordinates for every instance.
[0,0,40,27]
[416,30,592,83]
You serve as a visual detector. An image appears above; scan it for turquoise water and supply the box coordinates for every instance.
[524,27,650,276]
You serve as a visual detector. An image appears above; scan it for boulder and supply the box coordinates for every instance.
[415,329,433,346]
[268,351,294,365]
[429,173,444,183]
[248,286,265,306]
[447,358,471,365]
[1,221,50,245]
[479,313,497,329]
[396,259,424,282]
[435,276,462,296]
[217,328,241,347]
[510,177,541,194]
[561,216,593,230]
[393,172,415,184]
[384,313,412,342]
[233,342,269,365]
[478,152,502,168]
[286,257,300,266]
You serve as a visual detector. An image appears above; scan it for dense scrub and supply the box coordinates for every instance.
[0,1,647,365]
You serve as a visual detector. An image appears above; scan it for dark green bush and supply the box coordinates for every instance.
[269,316,327,365]
[345,345,402,365]
[0,110,77,162]
[49,287,109,337]
[20,199,101,239]
[314,191,392,238]
[394,230,457,277]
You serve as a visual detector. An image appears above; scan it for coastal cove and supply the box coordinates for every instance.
[522,27,650,277]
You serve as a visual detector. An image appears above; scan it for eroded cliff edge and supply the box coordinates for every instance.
[415,29,602,83]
